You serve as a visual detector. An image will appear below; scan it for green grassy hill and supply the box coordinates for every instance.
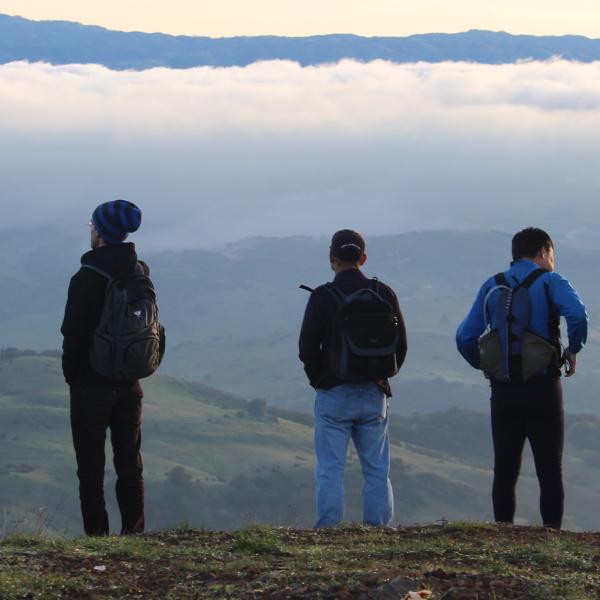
[1,523,599,599]
[2,354,600,536]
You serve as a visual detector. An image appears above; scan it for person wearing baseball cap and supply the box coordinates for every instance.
[299,229,408,527]
[61,199,150,536]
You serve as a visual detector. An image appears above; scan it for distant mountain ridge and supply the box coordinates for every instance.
[2,13,600,69]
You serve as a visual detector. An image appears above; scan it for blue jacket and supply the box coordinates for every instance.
[456,259,588,370]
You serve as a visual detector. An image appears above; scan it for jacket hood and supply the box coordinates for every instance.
[80,242,138,280]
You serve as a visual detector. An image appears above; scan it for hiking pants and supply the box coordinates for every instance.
[314,382,393,527]
[70,382,144,535]
[490,376,564,528]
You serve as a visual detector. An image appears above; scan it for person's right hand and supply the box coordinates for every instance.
[563,351,577,377]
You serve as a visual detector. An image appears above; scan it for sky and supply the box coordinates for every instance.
[0,0,599,37]
[2,58,600,250]
[1,2,600,250]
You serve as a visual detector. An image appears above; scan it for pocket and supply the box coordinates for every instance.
[89,333,113,378]
[479,330,504,379]
[377,398,388,421]
[364,389,388,422]
[316,393,337,420]
[521,330,557,380]
[316,387,349,420]
[121,337,161,379]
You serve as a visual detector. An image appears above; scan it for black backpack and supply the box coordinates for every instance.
[478,268,560,382]
[322,279,400,382]
[83,263,165,381]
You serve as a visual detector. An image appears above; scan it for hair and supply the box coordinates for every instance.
[512,227,554,261]
[330,252,362,267]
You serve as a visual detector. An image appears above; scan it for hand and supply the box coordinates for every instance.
[562,351,577,377]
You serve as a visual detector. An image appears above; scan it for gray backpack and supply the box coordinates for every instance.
[83,263,165,381]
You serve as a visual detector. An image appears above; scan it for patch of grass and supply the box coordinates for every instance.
[497,537,594,571]
[230,525,283,555]
[0,534,68,552]
[0,569,83,600]
[527,573,593,600]
[437,519,497,533]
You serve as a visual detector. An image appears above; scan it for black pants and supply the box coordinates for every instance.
[491,376,564,529]
[70,382,144,536]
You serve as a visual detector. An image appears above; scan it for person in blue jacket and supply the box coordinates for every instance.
[456,227,587,529]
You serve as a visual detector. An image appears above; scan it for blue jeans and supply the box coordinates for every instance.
[314,382,393,527]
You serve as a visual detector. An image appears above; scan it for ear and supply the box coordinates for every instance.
[359,253,367,266]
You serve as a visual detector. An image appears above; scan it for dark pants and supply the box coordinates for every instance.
[70,382,144,536]
[491,376,564,529]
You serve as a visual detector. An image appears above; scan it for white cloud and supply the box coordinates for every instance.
[1,59,600,249]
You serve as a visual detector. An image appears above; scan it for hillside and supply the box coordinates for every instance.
[2,14,600,69]
[1,229,600,415]
[1,523,599,599]
[2,354,600,535]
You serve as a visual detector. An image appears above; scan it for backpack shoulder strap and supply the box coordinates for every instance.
[323,282,346,306]
[494,272,509,287]
[518,268,547,290]
[369,277,381,294]
[82,264,113,281]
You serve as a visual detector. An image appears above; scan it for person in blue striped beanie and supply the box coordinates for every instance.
[91,199,142,245]
[63,197,151,536]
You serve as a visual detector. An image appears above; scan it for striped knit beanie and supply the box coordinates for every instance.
[91,200,142,244]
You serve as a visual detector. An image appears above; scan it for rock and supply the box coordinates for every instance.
[357,577,425,599]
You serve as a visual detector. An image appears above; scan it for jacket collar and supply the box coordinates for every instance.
[333,268,368,283]
[81,242,138,280]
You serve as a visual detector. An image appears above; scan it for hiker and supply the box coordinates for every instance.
[299,230,407,527]
[456,227,587,529]
[61,200,165,535]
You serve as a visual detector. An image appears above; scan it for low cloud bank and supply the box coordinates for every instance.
[1,59,600,248]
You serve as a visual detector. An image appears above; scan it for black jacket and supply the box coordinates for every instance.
[61,243,143,386]
[298,268,407,396]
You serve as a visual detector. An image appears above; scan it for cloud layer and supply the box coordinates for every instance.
[1,59,600,249]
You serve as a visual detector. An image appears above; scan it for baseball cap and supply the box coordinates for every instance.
[330,229,366,262]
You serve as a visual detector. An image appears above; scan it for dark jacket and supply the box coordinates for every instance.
[61,243,143,387]
[298,268,408,396]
